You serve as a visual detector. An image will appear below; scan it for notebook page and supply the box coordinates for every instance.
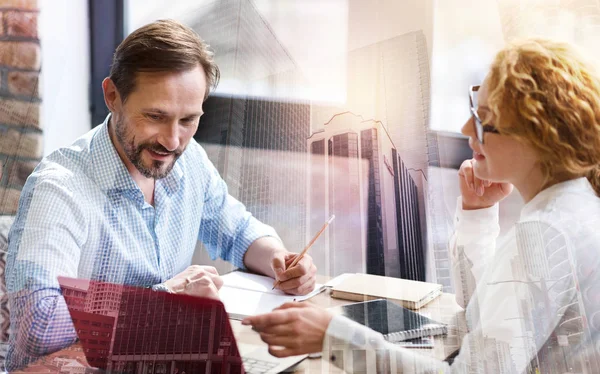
[222,271,284,294]
[220,271,324,319]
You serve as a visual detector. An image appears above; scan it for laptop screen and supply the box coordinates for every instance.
[58,276,244,374]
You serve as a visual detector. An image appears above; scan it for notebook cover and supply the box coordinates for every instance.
[330,299,447,343]
[330,273,442,309]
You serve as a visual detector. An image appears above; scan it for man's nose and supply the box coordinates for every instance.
[158,122,180,152]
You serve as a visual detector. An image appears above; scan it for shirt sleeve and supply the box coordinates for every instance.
[196,146,280,270]
[323,314,456,373]
[6,172,87,370]
[449,197,499,308]
[322,220,582,374]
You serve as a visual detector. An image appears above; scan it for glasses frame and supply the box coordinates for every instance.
[469,85,500,144]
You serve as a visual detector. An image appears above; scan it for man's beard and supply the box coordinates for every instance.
[114,115,184,180]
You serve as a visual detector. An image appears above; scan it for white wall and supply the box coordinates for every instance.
[39,0,92,156]
[429,0,505,133]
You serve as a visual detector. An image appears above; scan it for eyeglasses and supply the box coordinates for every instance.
[469,85,500,144]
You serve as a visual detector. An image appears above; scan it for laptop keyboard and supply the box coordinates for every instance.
[242,356,279,373]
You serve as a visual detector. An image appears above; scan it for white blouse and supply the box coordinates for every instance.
[322,177,600,373]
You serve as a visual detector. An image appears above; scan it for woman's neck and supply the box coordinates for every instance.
[514,169,577,204]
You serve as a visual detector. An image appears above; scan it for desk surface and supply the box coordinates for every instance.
[231,288,467,373]
[14,279,467,374]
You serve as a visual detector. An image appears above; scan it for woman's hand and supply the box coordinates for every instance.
[241,302,333,357]
[458,159,513,210]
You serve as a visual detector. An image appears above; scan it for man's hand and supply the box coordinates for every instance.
[242,302,333,357]
[244,237,318,296]
[163,265,223,299]
[271,251,317,296]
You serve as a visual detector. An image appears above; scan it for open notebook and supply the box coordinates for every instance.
[219,271,324,320]
[328,299,447,343]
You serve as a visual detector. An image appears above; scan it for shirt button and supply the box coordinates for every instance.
[330,354,336,362]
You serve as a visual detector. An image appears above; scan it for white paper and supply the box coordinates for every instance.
[219,271,324,319]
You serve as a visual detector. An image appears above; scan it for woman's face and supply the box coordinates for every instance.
[461,78,541,185]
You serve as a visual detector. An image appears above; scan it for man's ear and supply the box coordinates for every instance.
[102,77,122,113]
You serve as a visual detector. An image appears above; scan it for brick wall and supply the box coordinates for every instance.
[0,0,41,215]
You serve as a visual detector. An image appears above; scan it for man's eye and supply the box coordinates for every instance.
[147,114,161,121]
[181,118,197,125]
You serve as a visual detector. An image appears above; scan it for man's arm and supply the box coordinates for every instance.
[195,145,316,295]
[6,172,87,370]
[243,236,284,279]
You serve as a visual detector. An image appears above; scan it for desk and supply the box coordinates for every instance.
[14,281,466,373]
[230,286,467,373]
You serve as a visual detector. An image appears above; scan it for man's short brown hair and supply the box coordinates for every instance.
[109,19,220,102]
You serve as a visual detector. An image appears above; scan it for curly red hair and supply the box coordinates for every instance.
[486,39,600,195]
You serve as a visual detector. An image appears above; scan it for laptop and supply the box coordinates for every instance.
[58,276,307,374]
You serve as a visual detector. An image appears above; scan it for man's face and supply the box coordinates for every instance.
[110,66,206,179]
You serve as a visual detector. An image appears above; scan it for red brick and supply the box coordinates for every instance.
[0,12,4,35]
[0,98,39,128]
[5,11,37,38]
[7,71,38,97]
[7,159,36,187]
[0,0,37,10]
[0,187,21,215]
[0,128,42,159]
[0,41,40,70]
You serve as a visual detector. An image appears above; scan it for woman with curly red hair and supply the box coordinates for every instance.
[244,39,600,373]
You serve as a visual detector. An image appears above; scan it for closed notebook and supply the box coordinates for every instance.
[330,273,442,310]
[329,299,447,343]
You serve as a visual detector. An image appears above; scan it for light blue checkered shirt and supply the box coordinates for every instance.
[5,115,278,370]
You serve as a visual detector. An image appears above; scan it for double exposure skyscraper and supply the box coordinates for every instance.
[308,112,424,280]
[189,0,310,252]
[60,280,88,312]
[109,287,242,374]
[84,281,122,317]
[513,221,598,373]
[63,280,243,374]
[310,30,431,280]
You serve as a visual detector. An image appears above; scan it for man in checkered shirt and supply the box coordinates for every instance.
[5,19,317,370]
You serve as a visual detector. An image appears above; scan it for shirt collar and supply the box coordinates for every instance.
[90,114,184,202]
[520,177,595,220]
[160,156,183,196]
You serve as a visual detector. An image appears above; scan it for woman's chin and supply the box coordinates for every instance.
[473,161,489,180]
